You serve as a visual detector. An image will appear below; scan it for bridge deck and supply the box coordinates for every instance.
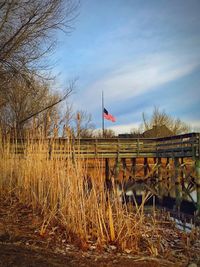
[7,132,200,159]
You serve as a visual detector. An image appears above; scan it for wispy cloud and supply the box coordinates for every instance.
[79,52,200,109]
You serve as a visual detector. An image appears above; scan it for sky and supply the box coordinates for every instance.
[53,0,200,134]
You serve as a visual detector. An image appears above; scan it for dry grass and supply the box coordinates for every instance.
[0,134,165,253]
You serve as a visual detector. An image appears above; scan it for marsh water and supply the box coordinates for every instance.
[117,179,200,229]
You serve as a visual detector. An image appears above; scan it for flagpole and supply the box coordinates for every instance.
[102,91,104,137]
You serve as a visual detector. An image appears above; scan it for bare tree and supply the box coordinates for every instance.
[0,0,79,83]
[73,110,95,138]
[142,106,190,137]
[0,75,74,136]
[18,80,74,126]
[0,0,79,136]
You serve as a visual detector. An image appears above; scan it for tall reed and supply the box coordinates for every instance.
[0,134,153,252]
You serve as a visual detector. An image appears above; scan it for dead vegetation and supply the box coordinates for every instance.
[0,134,200,266]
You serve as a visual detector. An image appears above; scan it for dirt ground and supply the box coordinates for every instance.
[0,195,199,267]
[0,243,176,267]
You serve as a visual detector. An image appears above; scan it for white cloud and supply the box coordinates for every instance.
[186,120,200,132]
[104,122,141,135]
[79,52,200,110]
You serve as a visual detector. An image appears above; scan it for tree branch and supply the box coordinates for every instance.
[19,80,76,125]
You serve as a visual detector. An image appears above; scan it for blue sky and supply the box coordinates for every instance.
[53,0,200,133]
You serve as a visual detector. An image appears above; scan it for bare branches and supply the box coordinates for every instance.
[19,79,75,125]
[73,110,95,138]
[0,74,76,136]
[142,106,190,136]
[0,0,79,135]
[0,0,79,81]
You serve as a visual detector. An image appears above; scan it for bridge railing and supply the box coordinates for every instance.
[44,133,200,159]
[155,132,199,158]
[2,132,200,159]
[71,138,157,158]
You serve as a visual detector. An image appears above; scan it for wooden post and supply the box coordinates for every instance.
[152,157,157,178]
[195,159,200,214]
[158,158,162,181]
[173,157,182,213]
[122,158,127,179]
[174,158,181,184]
[131,158,136,178]
[144,158,148,177]
[137,138,139,157]
[95,139,98,156]
[114,156,120,179]
[180,157,185,181]
[166,158,170,180]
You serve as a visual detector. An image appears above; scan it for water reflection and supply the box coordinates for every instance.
[116,179,200,228]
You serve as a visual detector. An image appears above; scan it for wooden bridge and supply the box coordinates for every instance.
[7,132,200,161]
[8,132,200,179]
[4,132,200,213]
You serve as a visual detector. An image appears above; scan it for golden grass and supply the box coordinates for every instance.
[0,134,156,252]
